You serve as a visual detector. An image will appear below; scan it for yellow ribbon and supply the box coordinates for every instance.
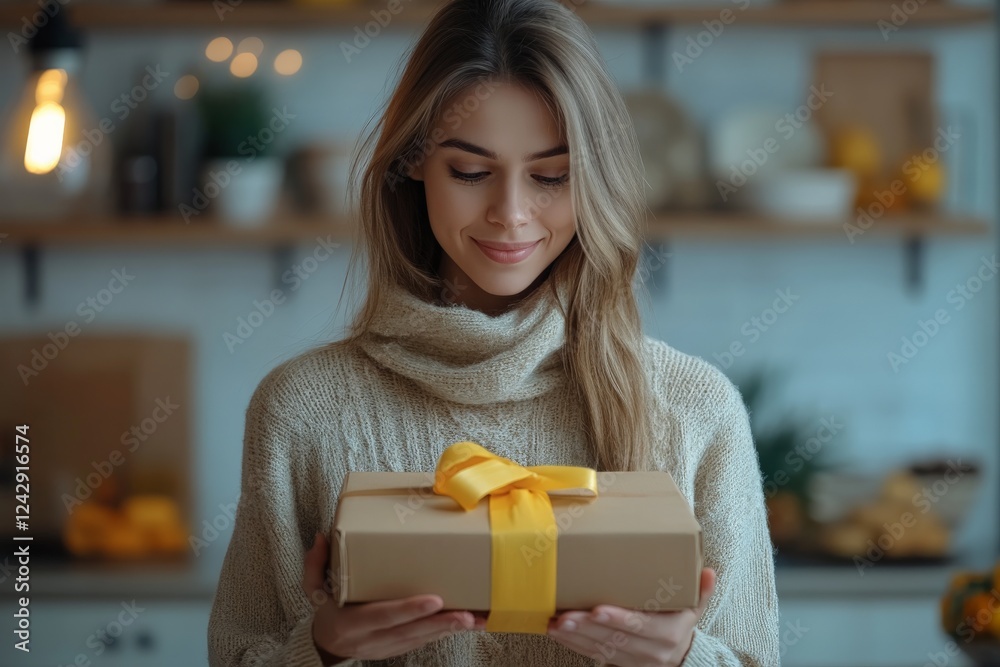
[432,441,599,634]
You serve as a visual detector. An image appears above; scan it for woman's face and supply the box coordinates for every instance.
[410,81,576,312]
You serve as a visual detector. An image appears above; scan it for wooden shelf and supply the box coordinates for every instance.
[0,1,991,31]
[646,212,992,240]
[0,215,354,247]
[0,212,990,305]
[0,212,989,247]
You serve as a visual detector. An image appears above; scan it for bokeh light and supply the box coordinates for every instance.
[237,37,264,57]
[274,49,303,76]
[205,37,233,62]
[173,74,199,100]
[230,52,258,78]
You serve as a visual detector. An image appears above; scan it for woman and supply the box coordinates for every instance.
[207,0,780,665]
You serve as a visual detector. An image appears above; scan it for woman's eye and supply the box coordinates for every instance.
[449,167,488,185]
[533,174,569,190]
[448,167,569,189]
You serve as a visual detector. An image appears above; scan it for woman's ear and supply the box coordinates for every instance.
[409,163,425,181]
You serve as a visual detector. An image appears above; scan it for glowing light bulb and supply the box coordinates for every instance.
[24,68,68,175]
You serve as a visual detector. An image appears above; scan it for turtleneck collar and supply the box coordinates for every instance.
[356,280,568,405]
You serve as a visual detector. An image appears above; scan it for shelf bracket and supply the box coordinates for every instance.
[641,22,670,86]
[21,245,40,308]
[903,235,924,295]
[271,243,296,298]
[641,239,671,297]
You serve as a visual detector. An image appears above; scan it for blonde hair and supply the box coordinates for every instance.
[336,0,655,473]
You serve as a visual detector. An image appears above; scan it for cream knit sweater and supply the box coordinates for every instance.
[207,279,781,667]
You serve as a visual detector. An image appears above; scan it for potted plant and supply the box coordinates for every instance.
[194,82,286,227]
[734,367,839,557]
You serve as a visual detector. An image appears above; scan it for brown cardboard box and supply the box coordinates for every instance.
[330,469,703,614]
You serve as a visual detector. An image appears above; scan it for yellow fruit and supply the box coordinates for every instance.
[905,157,946,206]
[122,494,182,529]
[961,592,1000,637]
[150,525,190,554]
[831,126,883,177]
[63,502,117,556]
[100,517,150,560]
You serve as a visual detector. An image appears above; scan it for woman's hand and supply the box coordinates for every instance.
[546,567,717,667]
[303,532,487,663]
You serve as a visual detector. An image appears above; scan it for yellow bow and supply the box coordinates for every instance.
[432,441,599,634]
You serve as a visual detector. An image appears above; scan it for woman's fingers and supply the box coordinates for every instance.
[301,532,328,597]
[339,594,447,635]
[550,614,674,662]
[359,610,475,656]
[371,609,475,644]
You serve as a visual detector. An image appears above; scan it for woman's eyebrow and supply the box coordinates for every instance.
[438,137,568,162]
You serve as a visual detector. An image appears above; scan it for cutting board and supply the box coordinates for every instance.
[0,334,192,557]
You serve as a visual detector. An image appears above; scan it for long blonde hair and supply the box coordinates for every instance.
[336,0,655,473]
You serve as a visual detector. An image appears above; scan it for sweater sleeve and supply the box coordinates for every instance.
[207,375,361,667]
[682,377,781,667]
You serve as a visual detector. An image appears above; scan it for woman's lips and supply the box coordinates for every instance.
[472,238,542,264]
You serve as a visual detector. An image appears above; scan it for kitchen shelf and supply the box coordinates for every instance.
[0,212,990,305]
[0,215,354,246]
[0,1,992,30]
[0,212,988,246]
[645,212,991,240]
[644,212,992,295]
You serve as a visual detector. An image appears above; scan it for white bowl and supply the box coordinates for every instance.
[734,168,857,221]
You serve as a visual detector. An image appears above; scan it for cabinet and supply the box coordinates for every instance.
[0,598,211,667]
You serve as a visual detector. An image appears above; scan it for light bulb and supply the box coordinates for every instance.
[24,68,68,174]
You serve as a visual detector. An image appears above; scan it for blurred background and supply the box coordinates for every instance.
[0,0,997,665]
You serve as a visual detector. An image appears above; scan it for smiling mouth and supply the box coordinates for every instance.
[472,239,542,251]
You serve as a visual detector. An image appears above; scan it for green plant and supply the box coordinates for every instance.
[734,367,839,517]
[195,83,274,160]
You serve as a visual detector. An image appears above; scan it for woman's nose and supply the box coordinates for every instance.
[487,175,530,229]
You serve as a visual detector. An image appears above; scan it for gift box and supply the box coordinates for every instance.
[329,442,703,634]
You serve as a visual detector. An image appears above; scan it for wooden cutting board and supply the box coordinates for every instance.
[0,334,192,557]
